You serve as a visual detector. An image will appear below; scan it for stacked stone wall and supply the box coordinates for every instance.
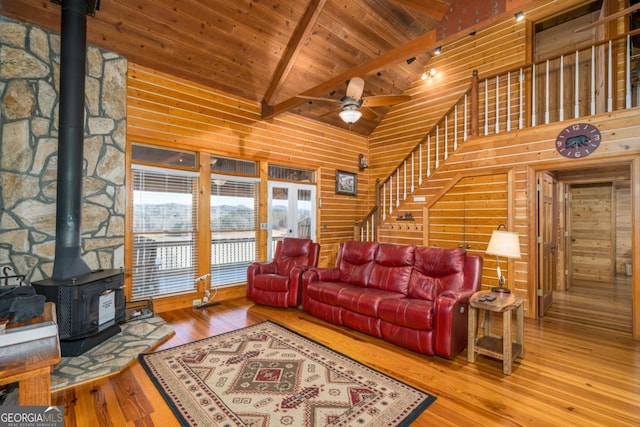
[0,17,126,284]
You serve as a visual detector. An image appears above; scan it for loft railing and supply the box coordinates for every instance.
[356,31,640,241]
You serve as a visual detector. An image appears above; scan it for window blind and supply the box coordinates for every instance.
[210,174,259,287]
[132,165,200,299]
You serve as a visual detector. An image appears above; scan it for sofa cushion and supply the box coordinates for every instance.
[407,247,466,300]
[305,281,353,306]
[252,274,289,292]
[336,287,405,317]
[378,298,435,330]
[367,243,414,294]
[275,238,314,276]
[337,241,378,287]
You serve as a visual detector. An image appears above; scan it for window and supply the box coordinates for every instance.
[210,173,259,287]
[132,165,199,298]
[268,164,315,183]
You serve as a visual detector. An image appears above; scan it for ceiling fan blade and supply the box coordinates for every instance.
[362,94,411,107]
[360,106,378,121]
[346,77,365,100]
[296,95,339,103]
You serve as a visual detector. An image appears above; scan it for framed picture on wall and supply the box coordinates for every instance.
[335,170,357,196]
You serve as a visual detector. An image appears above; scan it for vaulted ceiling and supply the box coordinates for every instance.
[2,0,541,135]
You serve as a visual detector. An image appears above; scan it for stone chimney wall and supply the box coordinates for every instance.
[0,17,126,284]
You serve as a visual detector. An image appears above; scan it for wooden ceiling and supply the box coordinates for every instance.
[2,0,541,135]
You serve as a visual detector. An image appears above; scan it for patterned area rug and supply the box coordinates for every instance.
[140,321,435,426]
[51,315,174,391]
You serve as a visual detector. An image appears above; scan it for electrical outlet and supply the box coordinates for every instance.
[192,298,202,306]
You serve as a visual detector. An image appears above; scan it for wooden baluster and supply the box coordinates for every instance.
[454,104,459,150]
[464,93,469,140]
[560,55,564,122]
[591,46,596,115]
[418,144,423,185]
[608,40,613,112]
[495,75,500,133]
[575,50,580,118]
[626,35,632,109]
[507,72,511,132]
[444,116,449,159]
[435,126,440,168]
[545,59,550,124]
[519,68,524,129]
[426,134,431,177]
[484,78,489,135]
[532,63,537,126]
[411,152,415,193]
[470,70,479,138]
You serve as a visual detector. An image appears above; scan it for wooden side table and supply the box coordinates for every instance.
[467,290,524,375]
[0,302,61,405]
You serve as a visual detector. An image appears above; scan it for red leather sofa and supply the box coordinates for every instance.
[247,237,320,308]
[301,241,483,359]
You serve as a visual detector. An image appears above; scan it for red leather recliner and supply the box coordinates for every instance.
[247,237,320,308]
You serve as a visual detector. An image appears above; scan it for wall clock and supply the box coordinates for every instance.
[555,123,601,158]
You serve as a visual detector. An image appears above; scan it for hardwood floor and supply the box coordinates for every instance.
[52,280,640,426]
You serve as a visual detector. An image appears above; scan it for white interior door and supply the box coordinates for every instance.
[267,181,316,259]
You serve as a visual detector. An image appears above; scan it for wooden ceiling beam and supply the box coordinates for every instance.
[262,30,436,120]
[262,0,328,105]
[388,0,451,19]
[263,0,544,120]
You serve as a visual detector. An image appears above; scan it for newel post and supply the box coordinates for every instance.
[470,70,479,138]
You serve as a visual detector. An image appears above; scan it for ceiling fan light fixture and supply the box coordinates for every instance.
[339,108,362,124]
[422,68,437,81]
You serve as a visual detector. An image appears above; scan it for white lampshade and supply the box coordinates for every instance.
[486,230,521,259]
[339,109,362,124]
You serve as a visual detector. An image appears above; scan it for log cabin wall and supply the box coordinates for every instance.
[126,64,370,304]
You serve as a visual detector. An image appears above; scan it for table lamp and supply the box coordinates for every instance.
[485,224,521,293]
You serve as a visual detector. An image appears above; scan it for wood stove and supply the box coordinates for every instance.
[32,269,125,356]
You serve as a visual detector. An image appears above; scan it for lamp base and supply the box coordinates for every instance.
[491,286,511,293]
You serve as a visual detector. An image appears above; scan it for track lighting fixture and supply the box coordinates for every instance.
[434,46,442,55]
[514,11,525,22]
[406,57,416,64]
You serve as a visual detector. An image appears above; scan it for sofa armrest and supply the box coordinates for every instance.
[432,254,483,359]
[303,267,341,283]
[249,261,278,274]
[433,292,471,359]
[287,265,309,307]
[246,261,277,300]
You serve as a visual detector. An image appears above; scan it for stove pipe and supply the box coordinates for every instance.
[52,0,99,280]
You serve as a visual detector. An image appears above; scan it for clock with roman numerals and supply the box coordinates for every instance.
[555,123,601,158]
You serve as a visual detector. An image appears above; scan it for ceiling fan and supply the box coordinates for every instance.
[298,77,411,126]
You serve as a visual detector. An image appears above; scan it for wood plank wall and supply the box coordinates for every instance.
[126,64,370,310]
[424,173,509,290]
